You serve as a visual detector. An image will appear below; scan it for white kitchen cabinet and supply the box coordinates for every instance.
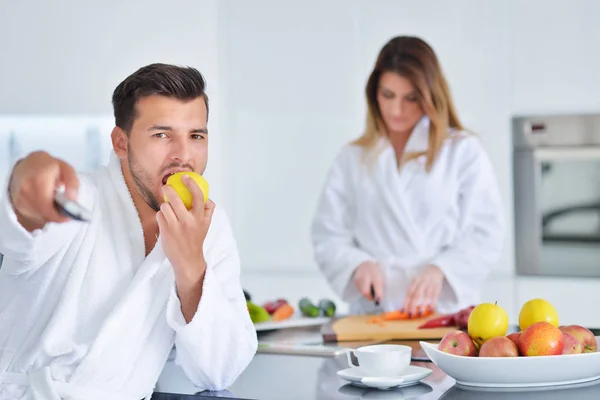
[509,0,600,114]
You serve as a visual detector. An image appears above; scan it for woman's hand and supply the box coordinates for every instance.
[402,265,444,315]
[353,261,384,304]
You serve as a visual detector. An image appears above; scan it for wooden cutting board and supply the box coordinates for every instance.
[321,314,457,342]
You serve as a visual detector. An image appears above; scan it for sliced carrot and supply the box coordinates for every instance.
[367,305,436,324]
[272,303,294,321]
[381,310,410,320]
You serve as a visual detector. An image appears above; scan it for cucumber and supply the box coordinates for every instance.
[299,298,320,318]
[319,299,336,317]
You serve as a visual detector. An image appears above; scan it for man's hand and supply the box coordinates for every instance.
[353,261,384,304]
[157,174,215,323]
[402,265,445,315]
[9,151,80,232]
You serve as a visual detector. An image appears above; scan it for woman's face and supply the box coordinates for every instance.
[376,71,424,136]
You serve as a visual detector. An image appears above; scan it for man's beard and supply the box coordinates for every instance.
[128,147,162,212]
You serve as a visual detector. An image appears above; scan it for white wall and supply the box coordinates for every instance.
[219,0,365,272]
[0,0,227,204]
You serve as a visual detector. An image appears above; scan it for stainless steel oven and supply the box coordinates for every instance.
[513,113,600,277]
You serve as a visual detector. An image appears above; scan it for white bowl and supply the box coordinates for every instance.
[420,336,600,388]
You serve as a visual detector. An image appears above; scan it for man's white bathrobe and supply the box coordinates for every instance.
[0,152,257,400]
[311,116,505,315]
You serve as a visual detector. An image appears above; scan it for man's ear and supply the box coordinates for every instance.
[111,126,128,160]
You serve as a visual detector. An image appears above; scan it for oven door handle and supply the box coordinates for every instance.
[542,203,600,228]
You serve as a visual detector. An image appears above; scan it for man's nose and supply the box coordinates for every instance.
[170,136,192,164]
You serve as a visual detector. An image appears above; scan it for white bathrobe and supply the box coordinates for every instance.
[0,152,257,400]
[311,116,505,315]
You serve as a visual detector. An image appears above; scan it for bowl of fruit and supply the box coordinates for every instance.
[420,299,600,388]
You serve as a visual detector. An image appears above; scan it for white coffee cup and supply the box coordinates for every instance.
[346,344,411,377]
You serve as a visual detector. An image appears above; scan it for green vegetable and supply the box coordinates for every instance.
[247,301,270,323]
[299,298,320,318]
[319,299,336,317]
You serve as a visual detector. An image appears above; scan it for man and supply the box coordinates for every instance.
[0,64,257,399]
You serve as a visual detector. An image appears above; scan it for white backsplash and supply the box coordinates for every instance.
[0,116,115,185]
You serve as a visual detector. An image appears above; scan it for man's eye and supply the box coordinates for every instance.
[154,133,168,138]
[191,134,205,140]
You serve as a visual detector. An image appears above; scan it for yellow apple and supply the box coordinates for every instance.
[519,298,559,331]
[164,171,209,209]
[467,302,509,347]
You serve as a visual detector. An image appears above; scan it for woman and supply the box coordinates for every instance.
[311,36,505,316]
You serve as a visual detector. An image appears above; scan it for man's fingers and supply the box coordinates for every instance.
[160,202,178,226]
[43,180,72,224]
[34,200,67,224]
[162,185,188,221]
[183,174,206,215]
[58,160,79,201]
[156,209,168,231]
[204,199,216,221]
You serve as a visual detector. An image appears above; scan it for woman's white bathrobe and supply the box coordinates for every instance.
[0,152,257,400]
[311,117,505,315]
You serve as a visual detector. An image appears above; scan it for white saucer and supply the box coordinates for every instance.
[337,365,432,390]
[338,382,434,399]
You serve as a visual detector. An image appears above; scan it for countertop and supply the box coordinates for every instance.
[151,326,600,400]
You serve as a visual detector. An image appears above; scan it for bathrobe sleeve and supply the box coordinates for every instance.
[0,171,90,274]
[431,136,505,306]
[310,146,376,303]
[165,205,257,391]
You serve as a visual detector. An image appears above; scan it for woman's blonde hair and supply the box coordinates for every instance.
[353,36,465,172]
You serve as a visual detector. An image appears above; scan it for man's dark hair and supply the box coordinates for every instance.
[112,63,209,134]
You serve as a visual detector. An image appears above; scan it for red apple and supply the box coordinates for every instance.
[479,336,519,357]
[562,332,583,354]
[519,321,564,356]
[559,325,597,353]
[507,332,521,348]
[438,330,478,356]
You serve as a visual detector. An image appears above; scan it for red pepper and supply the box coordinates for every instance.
[417,305,475,329]
[455,305,475,330]
[418,314,456,329]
